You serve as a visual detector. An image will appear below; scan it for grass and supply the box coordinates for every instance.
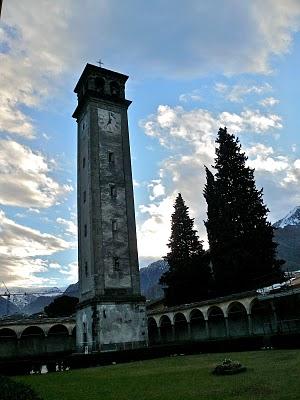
[17,349,300,400]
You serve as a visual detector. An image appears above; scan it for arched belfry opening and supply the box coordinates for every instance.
[110,81,120,97]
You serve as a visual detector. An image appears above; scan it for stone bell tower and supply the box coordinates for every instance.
[73,64,147,352]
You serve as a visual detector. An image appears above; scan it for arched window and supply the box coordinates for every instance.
[110,81,120,97]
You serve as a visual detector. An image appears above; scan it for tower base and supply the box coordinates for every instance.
[76,298,148,353]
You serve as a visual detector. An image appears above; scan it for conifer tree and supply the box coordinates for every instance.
[160,193,212,305]
[204,127,284,295]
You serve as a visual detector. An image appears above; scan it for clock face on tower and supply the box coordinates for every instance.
[98,108,121,133]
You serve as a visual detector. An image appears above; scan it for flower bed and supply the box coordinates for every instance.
[212,358,247,375]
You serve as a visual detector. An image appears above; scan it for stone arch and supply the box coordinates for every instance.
[159,315,173,343]
[250,299,275,335]
[189,309,207,340]
[227,301,249,337]
[47,324,72,353]
[110,81,120,97]
[0,328,18,360]
[174,313,188,342]
[0,328,17,339]
[47,324,69,336]
[147,317,159,345]
[20,326,45,338]
[20,326,46,356]
[207,306,226,339]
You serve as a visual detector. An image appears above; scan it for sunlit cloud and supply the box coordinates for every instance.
[0,139,73,208]
[0,210,73,286]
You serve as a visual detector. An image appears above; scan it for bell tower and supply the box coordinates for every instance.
[73,64,147,352]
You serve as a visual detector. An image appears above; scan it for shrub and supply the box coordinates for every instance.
[0,375,43,400]
[212,358,246,375]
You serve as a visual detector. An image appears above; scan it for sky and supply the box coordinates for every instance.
[0,0,300,288]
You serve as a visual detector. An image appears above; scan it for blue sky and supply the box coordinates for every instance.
[0,0,300,287]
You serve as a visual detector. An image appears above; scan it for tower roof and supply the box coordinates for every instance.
[74,63,129,93]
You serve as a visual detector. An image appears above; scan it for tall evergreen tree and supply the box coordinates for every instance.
[204,127,284,295]
[160,193,212,305]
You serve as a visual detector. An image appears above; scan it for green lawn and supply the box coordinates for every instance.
[17,349,300,400]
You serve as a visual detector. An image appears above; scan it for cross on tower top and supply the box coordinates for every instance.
[97,59,104,68]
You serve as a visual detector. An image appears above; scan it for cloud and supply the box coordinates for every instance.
[0,209,72,285]
[215,83,272,103]
[0,98,36,138]
[0,139,73,208]
[248,155,289,173]
[56,217,77,237]
[0,2,75,137]
[220,110,283,133]
[137,195,175,259]
[49,262,61,270]
[259,97,280,107]
[179,90,202,103]
[141,105,283,151]
[282,159,300,185]
[148,180,166,200]
[59,261,78,283]
[94,0,300,77]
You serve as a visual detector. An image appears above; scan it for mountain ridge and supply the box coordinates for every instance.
[274,206,300,229]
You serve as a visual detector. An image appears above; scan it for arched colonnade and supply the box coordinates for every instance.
[0,321,76,359]
[147,297,277,344]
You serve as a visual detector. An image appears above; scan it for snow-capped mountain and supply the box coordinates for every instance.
[274,207,300,272]
[0,286,65,316]
[274,206,300,229]
[140,259,169,300]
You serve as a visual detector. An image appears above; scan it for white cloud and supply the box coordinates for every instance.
[141,105,283,152]
[248,155,289,173]
[0,210,72,285]
[56,217,77,237]
[246,143,274,157]
[215,83,272,103]
[246,143,289,173]
[148,180,166,200]
[0,1,75,137]
[0,139,73,208]
[60,261,78,283]
[179,90,202,103]
[220,110,282,133]
[259,97,280,107]
[282,159,300,185]
[49,262,61,270]
[138,195,175,259]
[0,99,36,138]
